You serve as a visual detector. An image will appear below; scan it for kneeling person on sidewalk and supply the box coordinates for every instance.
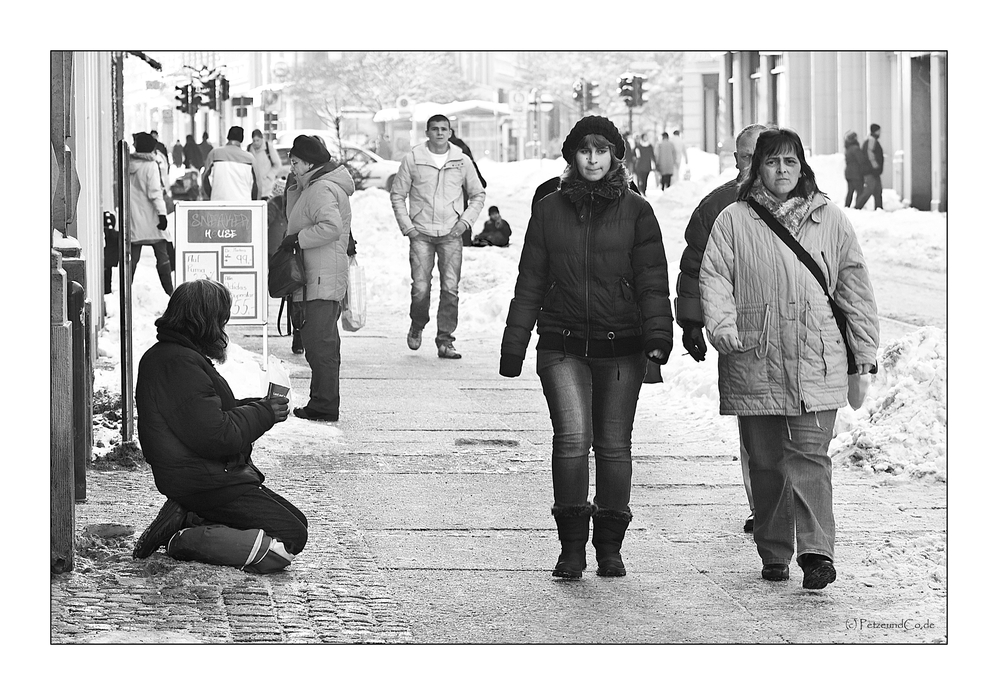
[132,279,307,573]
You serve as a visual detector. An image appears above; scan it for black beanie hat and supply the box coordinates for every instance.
[227,126,245,142]
[870,123,881,134]
[133,132,156,154]
[561,115,626,162]
[290,134,331,165]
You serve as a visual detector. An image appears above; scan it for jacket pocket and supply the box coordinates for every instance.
[721,305,769,395]
[541,280,562,314]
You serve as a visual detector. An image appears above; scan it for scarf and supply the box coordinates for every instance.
[558,164,631,220]
[750,181,814,233]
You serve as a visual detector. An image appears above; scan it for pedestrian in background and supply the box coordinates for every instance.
[281,135,356,422]
[700,127,879,590]
[202,126,258,201]
[671,129,688,180]
[633,132,655,195]
[198,132,214,163]
[131,278,304,573]
[171,139,184,168]
[675,123,767,534]
[855,123,884,210]
[247,128,282,200]
[843,130,869,208]
[391,115,486,359]
[128,132,172,296]
[183,134,204,172]
[654,131,676,189]
[448,131,488,246]
[500,115,673,579]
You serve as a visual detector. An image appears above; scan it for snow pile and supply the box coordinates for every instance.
[94,149,945,487]
[830,327,946,481]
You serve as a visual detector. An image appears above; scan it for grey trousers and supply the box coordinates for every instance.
[738,409,837,565]
[300,299,341,417]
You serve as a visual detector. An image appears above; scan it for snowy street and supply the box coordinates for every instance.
[56,147,946,645]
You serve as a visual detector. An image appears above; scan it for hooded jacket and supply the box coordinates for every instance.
[128,152,168,244]
[502,164,673,369]
[135,329,276,510]
[390,142,486,237]
[699,194,879,416]
[283,162,356,302]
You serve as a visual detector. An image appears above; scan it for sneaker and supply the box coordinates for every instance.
[761,563,789,581]
[437,342,462,359]
[133,499,188,559]
[293,406,339,422]
[406,325,422,350]
[743,513,754,533]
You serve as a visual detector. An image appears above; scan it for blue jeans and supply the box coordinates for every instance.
[739,409,837,565]
[409,233,463,346]
[300,299,341,417]
[536,350,646,512]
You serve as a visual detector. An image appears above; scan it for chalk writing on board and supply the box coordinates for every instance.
[221,272,258,320]
[223,246,254,268]
[188,209,253,243]
[183,251,219,281]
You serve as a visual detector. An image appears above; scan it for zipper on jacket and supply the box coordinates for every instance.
[584,193,593,355]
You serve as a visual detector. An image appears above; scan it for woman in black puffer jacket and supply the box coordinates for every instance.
[500,115,673,579]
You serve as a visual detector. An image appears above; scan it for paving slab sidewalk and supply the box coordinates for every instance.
[51,301,946,644]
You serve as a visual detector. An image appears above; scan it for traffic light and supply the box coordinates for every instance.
[634,75,645,107]
[174,84,190,113]
[572,79,584,104]
[618,74,635,108]
[203,78,217,111]
[263,112,279,134]
[219,77,230,102]
[584,80,600,110]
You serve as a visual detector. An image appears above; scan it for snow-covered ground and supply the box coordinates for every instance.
[95,146,946,484]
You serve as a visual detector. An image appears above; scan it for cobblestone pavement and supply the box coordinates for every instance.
[52,302,946,644]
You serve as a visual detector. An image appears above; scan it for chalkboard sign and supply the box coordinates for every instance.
[174,201,268,326]
[187,209,253,243]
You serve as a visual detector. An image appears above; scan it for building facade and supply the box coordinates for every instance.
[682,50,947,211]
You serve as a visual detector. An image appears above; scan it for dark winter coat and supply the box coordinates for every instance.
[862,136,884,175]
[474,218,512,247]
[502,164,673,370]
[136,329,276,511]
[675,178,739,329]
[635,143,655,174]
[183,138,205,170]
[844,142,870,182]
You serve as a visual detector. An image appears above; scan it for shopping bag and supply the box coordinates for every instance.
[341,255,367,332]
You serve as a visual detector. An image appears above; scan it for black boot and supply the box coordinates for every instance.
[552,504,594,579]
[592,507,633,577]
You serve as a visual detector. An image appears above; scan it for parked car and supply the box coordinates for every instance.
[273,141,400,191]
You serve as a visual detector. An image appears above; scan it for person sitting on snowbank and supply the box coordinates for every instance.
[132,279,307,573]
[472,205,513,247]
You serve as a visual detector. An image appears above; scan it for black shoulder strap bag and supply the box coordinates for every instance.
[747,198,876,375]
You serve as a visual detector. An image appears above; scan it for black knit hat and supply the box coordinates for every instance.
[227,126,244,142]
[561,115,626,162]
[290,134,331,165]
[870,123,881,134]
[133,132,156,154]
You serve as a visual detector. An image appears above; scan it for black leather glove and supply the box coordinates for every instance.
[499,354,523,378]
[682,325,707,362]
[279,233,299,250]
[157,215,168,231]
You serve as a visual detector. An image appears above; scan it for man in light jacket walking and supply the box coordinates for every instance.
[390,114,486,359]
